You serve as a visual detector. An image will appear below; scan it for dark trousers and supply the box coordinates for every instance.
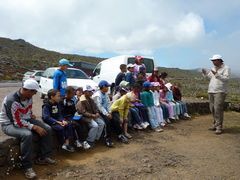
[2,119,53,169]
[51,123,73,145]
[129,107,143,125]
[161,104,169,119]
[70,120,88,142]
[110,112,124,136]
[135,105,149,123]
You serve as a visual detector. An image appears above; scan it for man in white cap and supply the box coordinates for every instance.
[202,54,231,134]
[0,79,55,179]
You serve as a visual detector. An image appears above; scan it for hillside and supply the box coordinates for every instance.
[0,37,103,80]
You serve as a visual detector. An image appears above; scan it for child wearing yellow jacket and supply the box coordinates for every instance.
[110,92,136,139]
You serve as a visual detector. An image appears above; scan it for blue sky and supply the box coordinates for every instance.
[0,0,239,73]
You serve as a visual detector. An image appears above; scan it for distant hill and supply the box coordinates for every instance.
[0,37,103,80]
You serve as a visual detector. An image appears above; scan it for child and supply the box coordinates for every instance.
[75,87,83,103]
[110,91,137,139]
[42,89,75,152]
[165,83,181,120]
[172,83,191,119]
[140,81,163,132]
[125,64,136,87]
[62,86,90,150]
[115,64,127,89]
[151,82,165,127]
[160,85,174,123]
[76,85,105,148]
[92,80,117,147]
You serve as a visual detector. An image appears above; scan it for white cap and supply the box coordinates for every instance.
[127,63,135,68]
[83,85,94,92]
[23,79,39,90]
[165,82,172,90]
[209,54,223,61]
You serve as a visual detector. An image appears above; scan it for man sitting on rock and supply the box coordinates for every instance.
[0,79,56,179]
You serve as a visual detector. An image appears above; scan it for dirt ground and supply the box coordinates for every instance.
[1,87,240,180]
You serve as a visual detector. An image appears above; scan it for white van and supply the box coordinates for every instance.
[92,55,155,85]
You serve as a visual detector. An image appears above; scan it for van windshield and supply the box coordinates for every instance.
[127,57,154,73]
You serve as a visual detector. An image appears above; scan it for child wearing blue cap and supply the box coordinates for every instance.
[140,81,163,132]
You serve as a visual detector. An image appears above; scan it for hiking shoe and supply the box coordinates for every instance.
[24,168,37,179]
[35,157,56,165]
[124,133,132,139]
[118,134,129,144]
[208,127,216,131]
[62,144,75,152]
[82,141,91,150]
[75,140,83,148]
[133,124,143,130]
[105,138,114,147]
[215,129,223,135]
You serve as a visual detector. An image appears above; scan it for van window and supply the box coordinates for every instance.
[66,69,88,79]
[93,63,101,76]
[127,57,154,73]
[42,68,55,79]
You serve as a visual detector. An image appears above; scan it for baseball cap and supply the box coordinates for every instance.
[59,58,73,66]
[127,63,135,68]
[209,54,223,61]
[23,79,39,90]
[98,80,111,88]
[143,81,152,88]
[83,85,94,92]
[119,80,130,88]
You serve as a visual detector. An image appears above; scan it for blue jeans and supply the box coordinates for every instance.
[87,118,105,143]
[130,107,143,125]
[2,119,53,169]
[147,106,159,129]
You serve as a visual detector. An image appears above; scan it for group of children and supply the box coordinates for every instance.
[42,58,191,152]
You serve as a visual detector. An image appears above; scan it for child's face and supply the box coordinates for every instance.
[51,92,61,103]
[101,86,109,93]
[76,89,83,97]
[66,91,75,99]
[128,67,134,72]
[121,66,127,73]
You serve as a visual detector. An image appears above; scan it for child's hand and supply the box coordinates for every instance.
[31,114,36,120]
[62,120,68,126]
[57,121,64,126]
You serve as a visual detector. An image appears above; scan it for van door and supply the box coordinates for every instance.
[92,63,102,84]
[39,68,55,95]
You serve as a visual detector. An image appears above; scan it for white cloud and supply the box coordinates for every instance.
[0,0,206,55]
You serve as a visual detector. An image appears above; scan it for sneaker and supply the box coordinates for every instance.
[184,113,191,118]
[118,134,129,144]
[24,168,37,179]
[175,115,179,120]
[144,122,150,126]
[141,123,148,129]
[82,141,91,150]
[35,157,56,165]
[124,133,132,139]
[133,124,143,130]
[75,140,83,148]
[62,144,75,152]
[215,129,223,135]
[166,119,171,124]
[105,138,114,147]
[154,127,164,132]
[170,116,175,120]
[160,122,166,127]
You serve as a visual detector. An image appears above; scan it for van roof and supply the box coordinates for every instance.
[102,55,154,63]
